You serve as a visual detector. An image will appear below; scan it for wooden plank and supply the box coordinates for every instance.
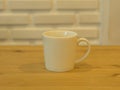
[0,46,120,89]
[0,87,120,90]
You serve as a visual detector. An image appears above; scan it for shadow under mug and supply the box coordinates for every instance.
[42,30,91,72]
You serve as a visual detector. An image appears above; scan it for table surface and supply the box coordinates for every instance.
[0,46,120,90]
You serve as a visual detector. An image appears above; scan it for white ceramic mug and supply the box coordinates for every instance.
[42,30,91,72]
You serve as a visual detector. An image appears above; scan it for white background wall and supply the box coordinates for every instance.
[0,0,119,45]
[0,0,100,45]
[102,0,120,45]
[106,0,120,45]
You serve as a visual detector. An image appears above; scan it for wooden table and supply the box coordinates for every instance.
[0,46,120,90]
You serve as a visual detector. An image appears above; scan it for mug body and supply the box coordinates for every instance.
[42,31,77,72]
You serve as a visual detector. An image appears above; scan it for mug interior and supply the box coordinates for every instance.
[43,30,77,38]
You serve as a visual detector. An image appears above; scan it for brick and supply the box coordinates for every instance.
[74,27,99,38]
[11,28,51,40]
[58,27,99,38]
[0,29,8,39]
[57,0,99,10]
[0,0,4,10]
[0,14,30,25]
[79,13,100,24]
[10,41,32,45]
[34,14,75,25]
[8,0,52,10]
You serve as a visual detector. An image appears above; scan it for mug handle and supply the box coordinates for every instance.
[75,38,91,64]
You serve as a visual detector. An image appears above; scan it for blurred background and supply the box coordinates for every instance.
[0,0,119,45]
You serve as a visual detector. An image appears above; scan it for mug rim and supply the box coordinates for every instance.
[42,30,78,39]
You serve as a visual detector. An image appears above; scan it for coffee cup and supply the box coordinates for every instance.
[42,30,91,72]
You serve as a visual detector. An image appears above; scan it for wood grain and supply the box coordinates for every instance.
[0,46,120,90]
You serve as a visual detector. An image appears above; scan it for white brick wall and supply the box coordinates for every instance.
[0,14,30,25]
[11,28,51,40]
[34,14,75,25]
[0,0,101,45]
[57,0,99,10]
[0,0,4,10]
[79,12,100,24]
[8,0,52,10]
[0,29,8,39]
